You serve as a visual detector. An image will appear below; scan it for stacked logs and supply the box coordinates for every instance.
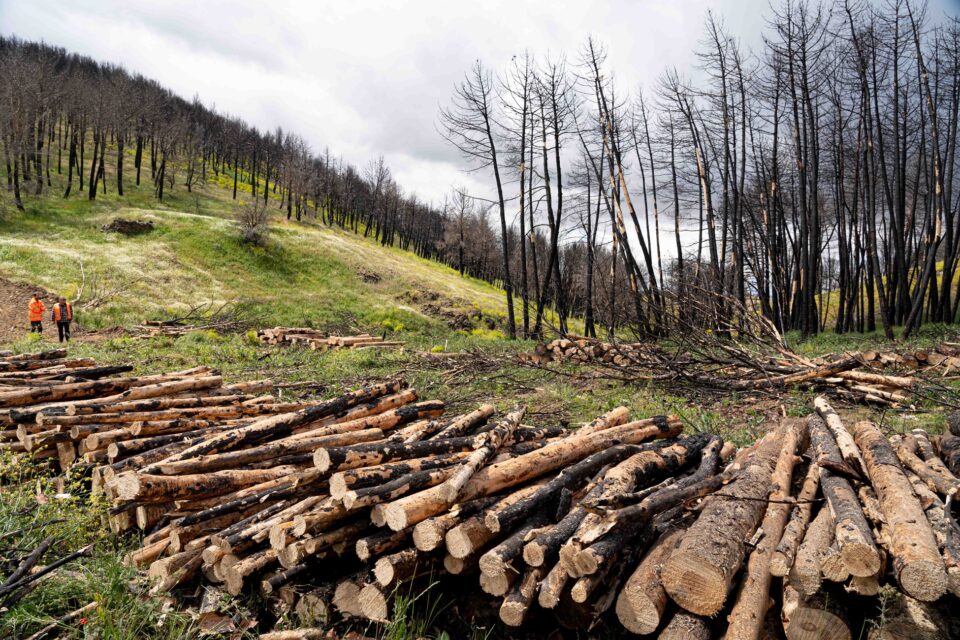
[12,346,952,638]
[602,396,960,639]
[257,328,403,351]
[0,351,279,477]
[524,336,650,367]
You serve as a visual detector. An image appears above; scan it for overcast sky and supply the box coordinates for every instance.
[1,0,958,208]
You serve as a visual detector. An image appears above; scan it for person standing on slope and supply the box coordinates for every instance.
[28,293,46,334]
[52,296,73,342]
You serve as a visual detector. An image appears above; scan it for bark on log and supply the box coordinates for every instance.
[615,527,684,635]
[455,416,682,503]
[343,467,454,511]
[160,380,406,462]
[810,416,881,577]
[911,429,958,481]
[151,428,385,476]
[659,611,712,640]
[894,434,959,497]
[852,420,947,601]
[906,472,960,597]
[813,396,867,478]
[111,466,303,502]
[725,419,805,640]
[438,406,524,503]
[432,404,495,439]
[330,452,470,499]
[661,426,786,616]
[937,434,960,477]
[771,461,821,576]
[314,434,475,474]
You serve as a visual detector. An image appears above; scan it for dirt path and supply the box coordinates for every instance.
[0,276,54,343]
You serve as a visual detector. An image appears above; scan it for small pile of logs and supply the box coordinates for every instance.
[257,328,403,351]
[859,342,960,371]
[522,336,931,407]
[0,350,279,475]
[524,336,650,367]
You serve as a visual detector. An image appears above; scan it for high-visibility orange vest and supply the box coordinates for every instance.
[28,299,46,322]
[52,303,72,322]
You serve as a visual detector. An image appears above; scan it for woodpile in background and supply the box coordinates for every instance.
[257,328,403,352]
[521,335,960,408]
[7,348,960,638]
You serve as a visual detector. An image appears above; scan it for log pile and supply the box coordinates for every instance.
[99,379,960,638]
[0,350,280,477]
[257,328,403,351]
[9,348,960,637]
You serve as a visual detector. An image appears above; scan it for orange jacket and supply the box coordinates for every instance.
[52,302,72,322]
[28,299,46,322]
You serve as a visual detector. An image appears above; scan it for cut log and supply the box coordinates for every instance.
[111,466,303,502]
[810,416,881,577]
[331,452,470,499]
[432,403,495,439]
[660,426,785,616]
[314,434,476,474]
[771,460,821,576]
[455,416,682,503]
[438,406,524,503]
[374,548,420,587]
[479,513,549,580]
[499,566,541,627]
[659,611,712,640]
[813,396,867,478]
[725,418,805,640]
[851,420,947,601]
[937,434,960,477]
[781,581,851,640]
[445,483,545,559]
[160,380,406,462]
[412,496,498,552]
[615,527,684,635]
[357,583,388,621]
[906,472,960,597]
[893,434,959,497]
[355,528,409,561]
[910,429,958,481]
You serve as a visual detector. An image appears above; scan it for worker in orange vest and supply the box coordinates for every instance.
[28,293,46,334]
[51,296,73,342]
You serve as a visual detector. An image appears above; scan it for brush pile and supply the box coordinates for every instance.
[523,335,946,407]
[257,328,403,351]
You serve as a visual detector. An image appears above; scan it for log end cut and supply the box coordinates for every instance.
[661,551,726,616]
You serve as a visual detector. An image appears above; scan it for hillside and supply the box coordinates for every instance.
[0,175,510,344]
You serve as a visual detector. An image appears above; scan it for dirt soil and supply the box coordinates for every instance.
[0,276,110,344]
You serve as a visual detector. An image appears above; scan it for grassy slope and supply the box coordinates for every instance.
[1,170,956,639]
[0,174,509,334]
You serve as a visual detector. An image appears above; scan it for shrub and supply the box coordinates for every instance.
[236,200,270,246]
